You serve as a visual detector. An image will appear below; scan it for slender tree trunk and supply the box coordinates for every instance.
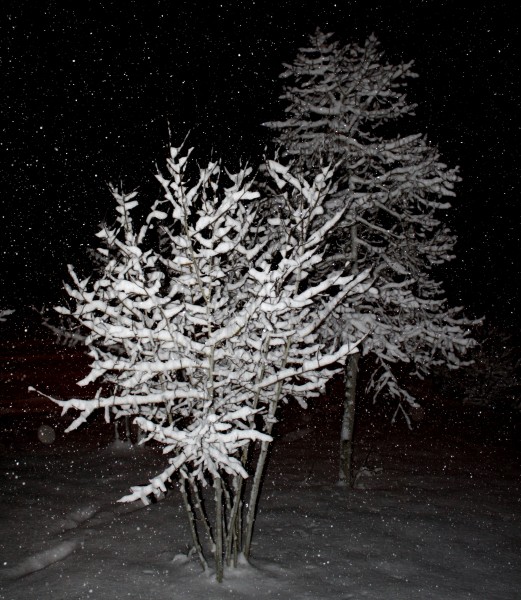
[225,474,244,566]
[339,352,359,486]
[338,222,360,487]
[243,386,283,559]
[214,477,224,583]
[243,339,291,560]
[243,438,270,560]
[190,478,214,547]
[179,476,208,571]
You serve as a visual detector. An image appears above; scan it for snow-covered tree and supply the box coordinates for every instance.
[264,29,475,485]
[435,324,520,413]
[32,143,368,580]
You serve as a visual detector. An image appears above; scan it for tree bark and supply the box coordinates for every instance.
[339,352,359,486]
[179,476,208,572]
[214,477,224,583]
[243,438,270,560]
[225,475,244,566]
[243,339,290,560]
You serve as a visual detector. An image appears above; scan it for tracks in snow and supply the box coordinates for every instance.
[2,500,146,580]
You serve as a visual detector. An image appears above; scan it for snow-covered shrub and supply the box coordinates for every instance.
[33,144,368,580]
[264,29,476,484]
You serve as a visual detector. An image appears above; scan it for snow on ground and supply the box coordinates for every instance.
[1,332,520,599]
[1,407,519,600]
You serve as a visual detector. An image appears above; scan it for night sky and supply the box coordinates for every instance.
[1,1,519,328]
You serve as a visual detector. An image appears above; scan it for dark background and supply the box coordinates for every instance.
[1,0,519,328]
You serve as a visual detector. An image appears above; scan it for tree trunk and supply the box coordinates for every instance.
[339,352,359,486]
[214,477,224,583]
[243,339,290,560]
[243,438,270,560]
[179,476,208,572]
[243,394,281,559]
[225,475,244,566]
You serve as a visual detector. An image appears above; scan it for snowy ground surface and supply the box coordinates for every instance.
[1,332,520,599]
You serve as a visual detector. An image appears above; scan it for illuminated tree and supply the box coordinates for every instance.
[33,144,367,580]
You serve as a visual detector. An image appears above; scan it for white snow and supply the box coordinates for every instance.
[1,398,519,600]
[2,541,79,580]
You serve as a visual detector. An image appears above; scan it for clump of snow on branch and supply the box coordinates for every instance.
[0,309,15,322]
